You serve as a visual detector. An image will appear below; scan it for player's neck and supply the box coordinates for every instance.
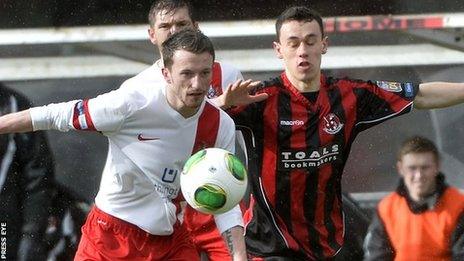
[285,71,321,93]
[165,87,199,118]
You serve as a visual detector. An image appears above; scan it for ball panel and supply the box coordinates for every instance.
[181,148,248,215]
[183,149,206,174]
[194,184,227,211]
[225,153,247,181]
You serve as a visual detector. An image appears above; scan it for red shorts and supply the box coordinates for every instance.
[74,206,199,261]
[184,205,230,261]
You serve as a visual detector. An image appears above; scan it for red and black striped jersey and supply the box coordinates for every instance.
[231,71,417,260]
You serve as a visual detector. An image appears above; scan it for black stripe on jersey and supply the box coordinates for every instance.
[324,85,346,252]
[304,107,323,258]
[276,90,293,231]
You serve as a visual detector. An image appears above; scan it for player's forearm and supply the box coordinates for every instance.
[415,82,464,109]
[222,225,247,261]
[0,109,33,134]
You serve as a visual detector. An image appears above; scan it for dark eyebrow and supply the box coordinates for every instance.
[286,33,318,41]
[286,36,300,41]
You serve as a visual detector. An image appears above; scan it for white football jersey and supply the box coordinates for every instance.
[29,70,241,235]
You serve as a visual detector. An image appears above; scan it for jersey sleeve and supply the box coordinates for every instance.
[214,204,244,234]
[30,81,135,133]
[353,80,418,132]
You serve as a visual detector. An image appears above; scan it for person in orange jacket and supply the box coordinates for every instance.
[363,136,464,261]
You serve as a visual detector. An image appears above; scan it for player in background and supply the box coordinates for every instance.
[0,30,247,261]
[140,0,242,100]
[214,6,464,260]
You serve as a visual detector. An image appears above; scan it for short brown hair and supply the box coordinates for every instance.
[397,136,440,162]
[275,6,324,41]
[161,29,215,69]
[148,0,195,27]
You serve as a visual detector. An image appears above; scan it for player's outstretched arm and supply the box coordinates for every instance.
[0,109,33,134]
[212,79,268,109]
[414,82,464,109]
[222,225,247,261]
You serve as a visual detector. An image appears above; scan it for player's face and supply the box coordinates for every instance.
[162,50,213,117]
[397,152,439,201]
[273,20,327,86]
[148,7,197,50]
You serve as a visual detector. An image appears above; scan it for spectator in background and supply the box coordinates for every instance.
[363,136,464,260]
[0,82,55,261]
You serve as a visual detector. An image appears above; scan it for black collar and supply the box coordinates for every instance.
[396,173,447,214]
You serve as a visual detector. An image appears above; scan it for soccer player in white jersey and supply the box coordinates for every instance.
[141,1,252,260]
[0,30,247,260]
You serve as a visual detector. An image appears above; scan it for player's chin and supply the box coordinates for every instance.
[185,97,204,108]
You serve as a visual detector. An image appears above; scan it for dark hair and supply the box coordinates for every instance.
[275,6,324,41]
[397,136,440,162]
[148,0,195,27]
[161,29,215,68]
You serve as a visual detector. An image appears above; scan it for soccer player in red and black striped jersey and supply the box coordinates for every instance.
[215,6,464,260]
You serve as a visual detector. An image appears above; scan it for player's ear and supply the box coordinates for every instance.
[162,68,172,84]
[273,41,283,59]
[396,160,403,177]
[148,27,157,45]
[321,36,328,54]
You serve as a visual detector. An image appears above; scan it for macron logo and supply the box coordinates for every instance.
[280,120,304,126]
[137,134,160,141]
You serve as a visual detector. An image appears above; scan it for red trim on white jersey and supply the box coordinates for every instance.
[208,62,223,98]
[72,100,96,131]
[191,102,220,154]
[174,102,220,211]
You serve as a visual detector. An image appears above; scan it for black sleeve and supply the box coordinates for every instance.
[451,212,464,261]
[353,80,418,132]
[227,101,260,129]
[363,211,394,261]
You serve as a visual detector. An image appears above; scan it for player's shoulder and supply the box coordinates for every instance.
[112,74,165,111]
[215,60,239,71]
[205,100,234,124]
[130,64,163,82]
[320,75,377,92]
[443,186,464,201]
[120,68,164,95]
[378,191,403,210]
[253,76,284,95]
[215,60,242,77]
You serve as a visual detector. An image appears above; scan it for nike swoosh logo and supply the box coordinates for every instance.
[137,134,160,141]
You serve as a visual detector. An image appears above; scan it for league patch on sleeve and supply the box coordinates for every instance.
[375,81,402,92]
[404,82,414,98]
